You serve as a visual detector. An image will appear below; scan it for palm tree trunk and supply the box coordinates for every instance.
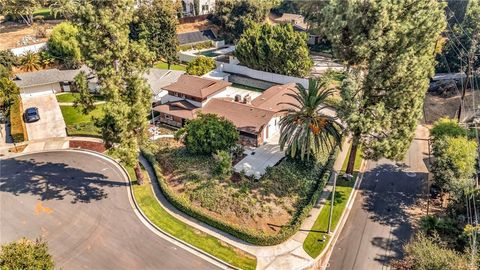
[345,134,360,175]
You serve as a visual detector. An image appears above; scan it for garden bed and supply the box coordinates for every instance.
[146,139,337,245]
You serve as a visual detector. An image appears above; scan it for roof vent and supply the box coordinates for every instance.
[243,94,251,104]
[234,94,242,102]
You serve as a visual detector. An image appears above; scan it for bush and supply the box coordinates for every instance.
[9,97,25,142]
[179,40,214,51]
[0,238,54,270]
[141,146,339,245]
[391,234,470,270]
[213,150,232,176]
[431,118,471,140]
[186,56,216,76]
[0,50,18,70]
[175,113,239,155]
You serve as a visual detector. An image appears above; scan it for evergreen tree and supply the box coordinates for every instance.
[0,238,54,270]
[73,71,95,114]
[130,0,179,68]
[75,0,155,168]
[323,0,447,173]
[47,22,82,68]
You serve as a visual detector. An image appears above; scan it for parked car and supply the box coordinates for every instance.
[24,107,40,123]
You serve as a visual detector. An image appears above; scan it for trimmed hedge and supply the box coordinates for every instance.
[141,147,339,246]
[9,97,25,142]
[179,40,214,51]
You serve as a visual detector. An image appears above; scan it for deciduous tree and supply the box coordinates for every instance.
[0,0,40,25]
[47,22,82,68]
[235,23,313,77]
[0,77,19,116]
[186,56,216,76]
[323,0,447,174]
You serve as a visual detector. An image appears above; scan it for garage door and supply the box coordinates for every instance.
[21,93,67,140]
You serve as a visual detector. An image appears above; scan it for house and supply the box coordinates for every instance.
[273,13,321,45]
[13,65,97,97]
[153,74,299,146]
[144,69,185,103]
[181,0,215,16]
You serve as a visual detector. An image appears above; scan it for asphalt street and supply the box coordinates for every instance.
[0,151,219,270]
[328,126,429,270]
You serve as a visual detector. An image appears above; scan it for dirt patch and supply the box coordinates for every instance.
[177,20,218,34]
[0,21,61,50]
[8,144,27,153]
[69,140,106,153]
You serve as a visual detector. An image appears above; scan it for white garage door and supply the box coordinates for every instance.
[21,93,67,140]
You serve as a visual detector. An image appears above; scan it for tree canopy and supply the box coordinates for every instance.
[47,22,82,68]
[323,0,446,173]
[0,238,54,270]
[130,0,179,67]
[0,77,19,116]
[235,23,313,77]
[0,0,40,25]
[208,0,269,42]
[186,56,216,76]
[175,113,239,155]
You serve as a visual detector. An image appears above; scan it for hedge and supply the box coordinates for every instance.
[9,97,25,143]
[179,41,214,51]
[141,147,339,246]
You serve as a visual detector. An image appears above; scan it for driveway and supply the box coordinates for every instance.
[0,151,218,269]
[21,93,66,140]
[234,133,284,179]
[328,125,429,270]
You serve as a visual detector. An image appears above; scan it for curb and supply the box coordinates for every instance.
[2,149,235,270]
[306,159,368,270]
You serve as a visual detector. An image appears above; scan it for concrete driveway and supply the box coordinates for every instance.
[0,151,218,269]
[21,93,66,140]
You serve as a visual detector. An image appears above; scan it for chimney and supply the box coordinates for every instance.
[234,94,242,102]
[243,94,251,104]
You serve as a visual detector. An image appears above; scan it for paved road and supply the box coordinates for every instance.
[0,151,219,270]
[328,126,429,270]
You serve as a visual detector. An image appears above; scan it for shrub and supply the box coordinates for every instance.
[186,56,216,76]
[0,238,54,270]
[213,150,232,176]
[431,118,470,140]
[141,146,339,245]
[179,40,214,51]
[391,234,470,270]
[0,50,18,70]
[175,113,239,155]
[9,97,25,142]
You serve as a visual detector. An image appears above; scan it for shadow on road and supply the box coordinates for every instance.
[360,163,427,265]
[0,157,126,203]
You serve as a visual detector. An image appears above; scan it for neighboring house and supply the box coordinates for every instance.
[153,74,298,146]
[13,66,97,97]
[273,13,321,45]
[144,68,185,103]
[181,0,215,16]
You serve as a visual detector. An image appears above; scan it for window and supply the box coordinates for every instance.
[165,114,173,120]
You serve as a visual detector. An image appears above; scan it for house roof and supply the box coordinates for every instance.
[153,100,197,120]
[177,29,217,45]
[201,99,276,134]
[144,68,185,96]
[13,65,95,88]
[162,74,231,99]
[252,83,299,112]
[274,13,308,32]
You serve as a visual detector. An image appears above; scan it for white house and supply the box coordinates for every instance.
[181,0,215,16]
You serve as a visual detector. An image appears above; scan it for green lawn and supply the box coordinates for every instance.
[154,61,187,71]
[60,105,104,137]
[33,8,54,19]
[127,166,257,270]
[56,93,105,103]
[303,145,363,258]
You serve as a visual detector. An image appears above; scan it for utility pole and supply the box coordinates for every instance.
[458,32,478,123]
[327,171,338,234]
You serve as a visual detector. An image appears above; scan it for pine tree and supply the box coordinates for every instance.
[323,0,447,173]
[75,0,155,169]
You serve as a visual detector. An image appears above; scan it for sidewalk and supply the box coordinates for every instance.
[139,138,353,270]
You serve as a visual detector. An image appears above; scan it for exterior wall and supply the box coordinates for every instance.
[219,62,310,88]
[158,113,183,128]
[20,83,61,97]
[182,0,215,16]
[263,116,281,142]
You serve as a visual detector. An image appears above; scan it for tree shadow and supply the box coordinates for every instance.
[0,157,127,204]
[360,163,426,265]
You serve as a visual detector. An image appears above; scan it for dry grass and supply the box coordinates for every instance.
[0,21,61,50]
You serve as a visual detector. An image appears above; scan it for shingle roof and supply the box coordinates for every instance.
[13,65,95,88]
[201,99,276,134]
[251,83,299,111]
[162,74,231,99]
[144,68,185,96]
[153,100,197,120]
[177,29,216,45]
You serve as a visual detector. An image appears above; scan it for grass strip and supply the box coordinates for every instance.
[125,165,257,270]
[154,61,187,71]
[303,145,362,258]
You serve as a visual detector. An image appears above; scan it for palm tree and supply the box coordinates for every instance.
[20,52,41,72]
[279,78,342,161]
